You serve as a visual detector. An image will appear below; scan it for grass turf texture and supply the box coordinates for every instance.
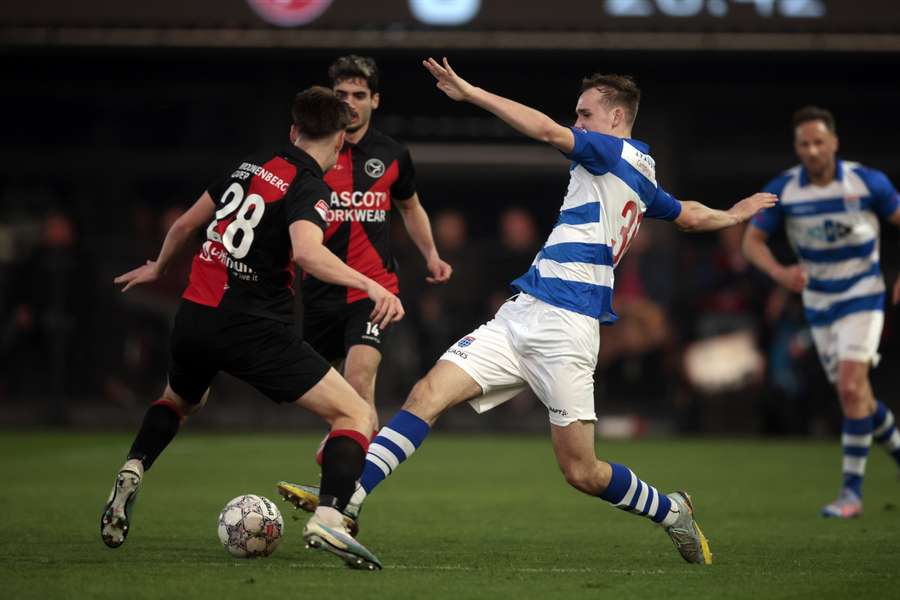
[2,432,899,599]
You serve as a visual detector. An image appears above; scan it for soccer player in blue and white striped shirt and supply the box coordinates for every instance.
[743,106,900,519]
[279,58,776,564]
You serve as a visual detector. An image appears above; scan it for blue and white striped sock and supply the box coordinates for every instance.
[872,401,900,467]
[841,415,874,497]
[599,463,674,525]
[358,410,431,496]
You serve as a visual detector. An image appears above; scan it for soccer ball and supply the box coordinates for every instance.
[217,494,284,558]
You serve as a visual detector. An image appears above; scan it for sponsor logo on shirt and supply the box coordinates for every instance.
[198,240,256,280]
[806,219,853,243]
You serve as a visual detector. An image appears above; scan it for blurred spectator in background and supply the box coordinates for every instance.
[485,206,541,313]
[596,220,677,412]
[678,224,768,431]
[413,209,481,362]
[4,211,94,422]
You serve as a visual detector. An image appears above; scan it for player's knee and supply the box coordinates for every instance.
[162,387,207,417]
[404,376,445,419]
[837,375,866,409]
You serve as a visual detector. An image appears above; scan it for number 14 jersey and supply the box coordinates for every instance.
[182,145,330,323]
[511,128,682,324]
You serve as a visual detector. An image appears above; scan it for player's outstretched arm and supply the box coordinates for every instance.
[290,221,405,328]
[674,193,777,233]
[423,57,574,153]
[114,191,216,292]
[395,193,452,284]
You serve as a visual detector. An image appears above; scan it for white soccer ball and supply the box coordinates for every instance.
[217,494,284,558]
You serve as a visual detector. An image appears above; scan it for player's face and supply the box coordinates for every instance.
[334,78,380,133]
[794,120,838,179]
[574,88,618,135]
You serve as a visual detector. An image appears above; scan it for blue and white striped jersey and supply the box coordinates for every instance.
[511,128,682,323]
[751,160,900,327]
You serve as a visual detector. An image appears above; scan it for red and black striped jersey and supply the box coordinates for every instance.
[182,145,330,322]
[301,127,416,308]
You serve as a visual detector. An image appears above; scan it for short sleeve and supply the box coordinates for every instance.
[563,128,623,176]
[645,186,682,221]
[284,174,330,232]
[391,149,417,200]
[206,174,231,203]
[856,167,900,219]
[750,175,790,234]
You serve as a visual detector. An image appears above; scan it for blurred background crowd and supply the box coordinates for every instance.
[2,1,900,435]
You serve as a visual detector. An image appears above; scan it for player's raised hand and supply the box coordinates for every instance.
[426,256,453,284]
[776,264,808,293]
[423,57,475,102]
[365,280,405,329]
[728,192,778,223]
[114,260,161,292]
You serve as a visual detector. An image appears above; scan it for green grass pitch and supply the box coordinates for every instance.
[2,431,899,599]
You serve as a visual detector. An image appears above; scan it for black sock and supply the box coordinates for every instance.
[318,433,366,512]
[126,402,182,472]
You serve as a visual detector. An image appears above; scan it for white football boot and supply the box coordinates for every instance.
[100,467,143,548]
[303,508,381,571]
[663,491,713,565]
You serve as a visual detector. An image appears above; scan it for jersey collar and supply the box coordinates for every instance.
[344,126,373,151]
[282,145,324,177]
[798,158,843,187]
[625,138,650,153]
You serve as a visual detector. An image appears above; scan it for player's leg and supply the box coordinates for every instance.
[549,419,711,565]
[851,311,900,470]
[343,344,381,420]
[351,360,482,503]
[312,344,382,465]
[294,367,383,569]
[279,306,528,519]
[101,302,217,548]
[227,314,381,569]
[872,400,900,471]
[520,295,710,564]
[822,359,874,518]
[822,311,883,518]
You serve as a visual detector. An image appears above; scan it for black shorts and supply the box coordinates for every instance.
[168,300,331,405]
[302,299,392,364]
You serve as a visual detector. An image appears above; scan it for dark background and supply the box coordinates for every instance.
[2,1,900,435]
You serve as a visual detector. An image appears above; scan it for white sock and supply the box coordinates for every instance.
[660,503,681,527]
[121,459,144,478]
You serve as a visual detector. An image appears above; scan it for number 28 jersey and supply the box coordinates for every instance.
[182,145,330,323]
[511,128,682,324]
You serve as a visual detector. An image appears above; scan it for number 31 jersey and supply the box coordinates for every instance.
[511,128,682,324]
[182,145,330,323]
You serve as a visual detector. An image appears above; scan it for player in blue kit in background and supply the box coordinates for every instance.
[280,58,776,564]
[743,106,900,518]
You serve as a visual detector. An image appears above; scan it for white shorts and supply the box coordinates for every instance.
[809,310,883,383]
[439,293,600,427]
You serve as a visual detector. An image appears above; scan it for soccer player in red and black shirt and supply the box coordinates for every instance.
[99,87,398,570]
[301,56,452,463]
